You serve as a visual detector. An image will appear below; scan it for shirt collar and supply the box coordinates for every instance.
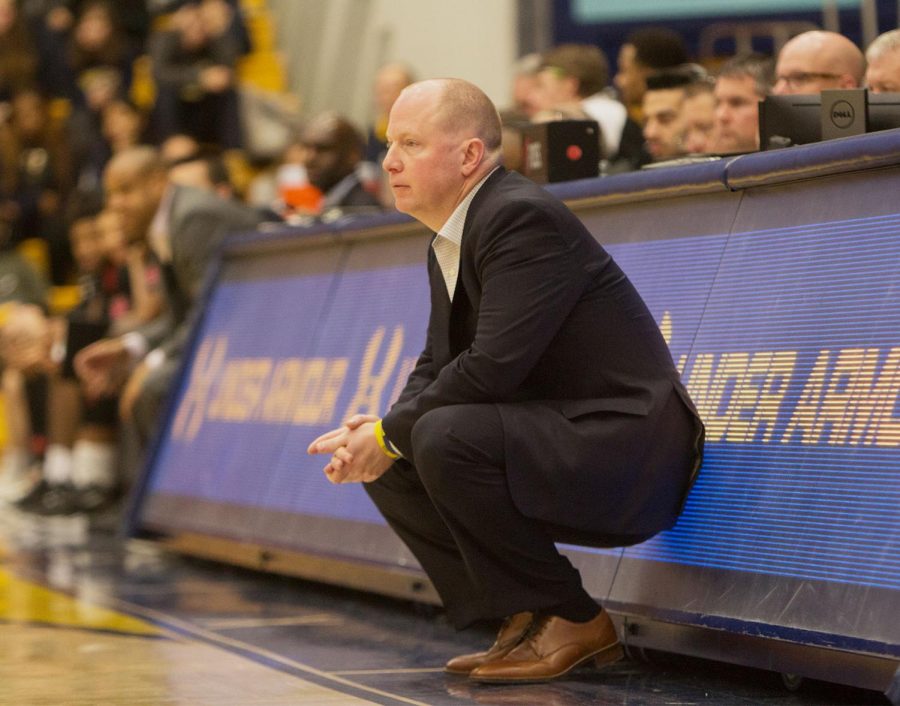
[436,167,499,246]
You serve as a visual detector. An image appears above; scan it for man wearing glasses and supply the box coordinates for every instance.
[773,30,864,95]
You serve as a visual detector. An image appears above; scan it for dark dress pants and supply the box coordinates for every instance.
[364,403,597,629]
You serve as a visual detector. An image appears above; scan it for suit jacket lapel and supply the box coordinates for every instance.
[428,239,453,369]
[432,168,508,368]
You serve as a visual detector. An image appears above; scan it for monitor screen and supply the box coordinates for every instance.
[760,91,900,149]
[868,92,900,132]
[759,94,822,149]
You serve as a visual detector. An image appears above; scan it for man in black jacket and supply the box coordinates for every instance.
[299,112,383,214]
[308,78,703,684]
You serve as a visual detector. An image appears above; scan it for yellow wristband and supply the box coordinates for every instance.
[374,419,400,460]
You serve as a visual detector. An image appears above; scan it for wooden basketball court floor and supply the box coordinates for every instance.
[0,508,888,706]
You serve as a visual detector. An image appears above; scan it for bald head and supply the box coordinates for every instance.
[374,63,415,113]
[106,145,165,179]
[774,31,864,95]
[103,146,167,244]
[408,78,503,156]
[300,111,366,192]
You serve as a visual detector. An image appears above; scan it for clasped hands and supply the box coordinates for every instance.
[307,414,394,484]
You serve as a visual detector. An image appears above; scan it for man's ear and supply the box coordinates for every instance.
[460,138,486,176]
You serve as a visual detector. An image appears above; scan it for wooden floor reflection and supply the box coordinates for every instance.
[0,623,379,705]
[0,509,889,706]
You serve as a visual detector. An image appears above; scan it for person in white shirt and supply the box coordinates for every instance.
[534,43,645,169]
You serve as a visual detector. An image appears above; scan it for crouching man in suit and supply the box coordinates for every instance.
[309,78,703,684]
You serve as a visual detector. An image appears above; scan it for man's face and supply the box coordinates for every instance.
[103,162,165,243]
[774,44,845,95]
[69,218,104,274]
[534,67,579,110]
[642,87,687,160]
[96,210,127,253]
[301,121,356,193]
[383,87,467,231]
[614,44,646,105]
[512,73,541,118]
[682,91,716,154]
[866,49,900,93]
[713,75,762,153]
[374,68,409,115]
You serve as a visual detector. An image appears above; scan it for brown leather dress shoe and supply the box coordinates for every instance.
[468,609,622,683]
[444,611,533,675]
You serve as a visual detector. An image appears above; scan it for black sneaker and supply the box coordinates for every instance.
[74,484,121,513]
[16,480,80,516]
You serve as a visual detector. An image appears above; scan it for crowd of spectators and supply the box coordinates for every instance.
[0,2,897,521]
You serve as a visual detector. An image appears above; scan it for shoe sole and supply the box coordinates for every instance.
[469,642,624,684]
[444,665,472,676]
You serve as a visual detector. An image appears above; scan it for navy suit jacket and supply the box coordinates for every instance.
[382,168,703,540]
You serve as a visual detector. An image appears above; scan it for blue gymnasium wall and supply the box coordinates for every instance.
[134,130,900,684]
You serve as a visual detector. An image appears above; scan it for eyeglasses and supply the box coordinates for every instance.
[774,72,842,89]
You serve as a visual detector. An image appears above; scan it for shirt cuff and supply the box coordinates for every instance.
[121,332,149,361]
[144,348,167,371]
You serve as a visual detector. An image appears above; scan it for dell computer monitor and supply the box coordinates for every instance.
[759,94,823,149]
[868,91,900,131]
[760,91,900,149]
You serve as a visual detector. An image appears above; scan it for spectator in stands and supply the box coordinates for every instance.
[0,87,74,283]
[507,53,542,120]
[0,0,38,105]
[300,112,383,215]
[68,67,126,199]
[681,80,716,154]
[0,244,47,313]
[614,27,689,122]
[149,0,242,149]
[168,148,236,201]
[712,53,774,154]
[0,208,100,510]
[22,0,148,49]
[101,98,146,153]
[74,147,263,487]
[865,29,900,94]
[159,132,200,165]
[365,63,415,163]
[7,201,165,515]
[198,0,252,57]
[96,207,164,337]
[773,30,864,95]
[642,65,709,162]
[535,43,645,169]
[40,0,137,105]
[0,303,51,504]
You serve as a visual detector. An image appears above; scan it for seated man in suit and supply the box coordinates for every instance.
[74,146,263,486]
[308,78,703,684]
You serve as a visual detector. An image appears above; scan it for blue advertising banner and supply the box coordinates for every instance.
[143,213,900,591]
[609,214,900,592]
